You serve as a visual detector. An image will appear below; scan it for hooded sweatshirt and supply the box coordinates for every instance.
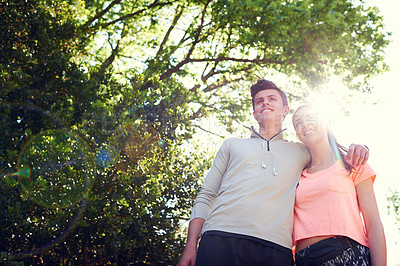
[190,127,310,249]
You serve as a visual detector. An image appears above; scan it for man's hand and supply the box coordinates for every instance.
[177,245,197,266]
[346,144,369,166]
[177,218,204,266]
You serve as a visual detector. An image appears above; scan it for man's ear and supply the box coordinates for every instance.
[283,105,290,118]
[253,111,261,124]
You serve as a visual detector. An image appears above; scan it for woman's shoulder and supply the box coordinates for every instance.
[345,160,376,184]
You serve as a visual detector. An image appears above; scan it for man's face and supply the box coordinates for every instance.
[252,89,289,124]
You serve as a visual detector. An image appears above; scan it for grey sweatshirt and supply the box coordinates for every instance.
[190,128,310,249]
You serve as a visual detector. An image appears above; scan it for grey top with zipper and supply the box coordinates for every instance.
[190,127,310,249]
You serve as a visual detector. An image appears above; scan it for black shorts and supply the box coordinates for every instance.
[295,236,371,266]
[195,230,294,266]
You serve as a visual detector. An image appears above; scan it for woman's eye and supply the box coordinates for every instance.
[307,114,317,121]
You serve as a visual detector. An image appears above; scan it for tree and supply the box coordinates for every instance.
[80,0,389,131]
[387,190,400,231]
[0,0,390,264]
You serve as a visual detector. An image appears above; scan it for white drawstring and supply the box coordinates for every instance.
[262,142,267,168]
[261,143,277,175]
[253,127,285,176]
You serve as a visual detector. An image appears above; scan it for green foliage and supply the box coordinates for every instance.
[0,0,390,264]
[387,190,400,228]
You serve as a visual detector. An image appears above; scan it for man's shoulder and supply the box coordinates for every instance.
[287,141,310,161]
[219,136,260,151]
[223,136,257,143]
[272,140,310,161]
[274,139,304,147]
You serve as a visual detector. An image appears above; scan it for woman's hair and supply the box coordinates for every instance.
[327,130,354,174]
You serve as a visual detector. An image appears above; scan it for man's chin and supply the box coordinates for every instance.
[257,115,284,125]
[258,113,282,120]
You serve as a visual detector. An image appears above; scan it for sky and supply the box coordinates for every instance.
[341,1,400,264]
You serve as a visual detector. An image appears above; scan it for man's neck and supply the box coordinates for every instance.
[258,124,284,140]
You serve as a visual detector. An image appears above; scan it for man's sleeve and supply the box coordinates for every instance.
[190,139,230,221]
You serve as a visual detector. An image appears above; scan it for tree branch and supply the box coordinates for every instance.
[155,5,185,58]
[192,124,225,138]
[86,0,122,26]
[140,1,211,91]
[100,30,123,72]
[100,42,119,72]
[190,64,254,93]
[188,57,296,65]
[201,63,217,82]
[202,76,245,93]
[99,1,176,29]
[158,0,211,81]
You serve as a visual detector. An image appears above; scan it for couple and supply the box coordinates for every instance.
[178,79,386,265]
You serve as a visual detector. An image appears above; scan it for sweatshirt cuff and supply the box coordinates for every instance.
[190,203,211,221]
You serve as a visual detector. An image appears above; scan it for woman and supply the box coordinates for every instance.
[292,104,386,265]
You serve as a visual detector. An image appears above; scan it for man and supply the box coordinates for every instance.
[177,79,369,266]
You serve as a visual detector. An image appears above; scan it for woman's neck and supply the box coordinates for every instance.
[307,138,336,173]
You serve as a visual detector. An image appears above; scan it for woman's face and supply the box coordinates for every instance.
[292,106,327,145]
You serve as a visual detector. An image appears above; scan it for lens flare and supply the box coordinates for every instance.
[328,133,343,164]
[95,143,119,169]
[0,103,92,261]
[17,129,96,209]
[108,121,162,175]
[11,165,31,179]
